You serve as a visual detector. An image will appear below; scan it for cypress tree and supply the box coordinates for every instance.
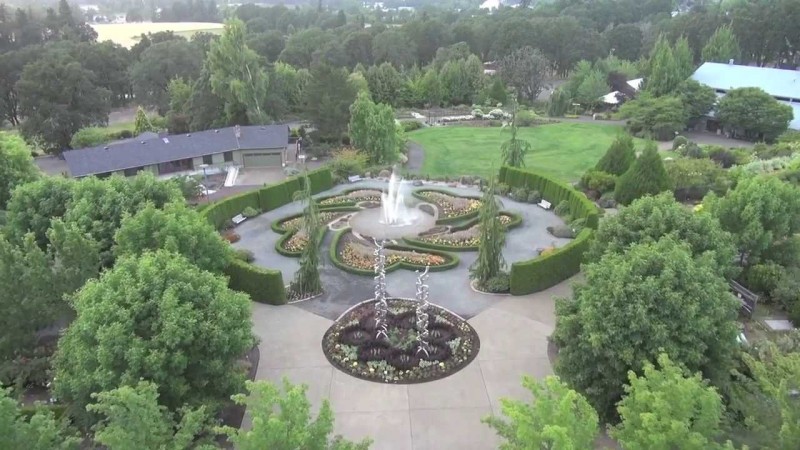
[614,142,670,205]
[500,102,532,168]
[133,106,155,135]
[470,175,506,287]
[595,134,636,175]
[702,25,740,64]
[289,172,322,298]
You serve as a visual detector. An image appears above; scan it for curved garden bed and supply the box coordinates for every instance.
[315,189,382,207]
[329,229,459,275]
[322,298,480,383]
[403,211,522,251]
[412,189,482,224]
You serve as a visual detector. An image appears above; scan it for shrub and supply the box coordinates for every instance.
[527,190,542,204]
[706,147,736,168]
[666,158,728,202]
[309,143,332,158]
[614,142,670,205]
[223,232,240,243]
[400,120,423,132]
[596,134,636,175]
[494,183,511,195]
[580,170,616,194]
[510,187,529,201]
[283,167,301,177]
[742,262,786,298]
[329,149,367,182]
[554,200,570,217]
[482,273,510,293]
[488,120,503,127]
[242,206,260,218]
[110,130,134,139]
[570,217,586,233]
[515,110,538,127]
[777,129,800,144]
[548,225,576,238]
[171,175,202,200]
[597,192,617,209]
[772,269,800,316]
[233,248,255,263]
[672,135,688,150]
[225,259,286,305]
[70,126,112,149]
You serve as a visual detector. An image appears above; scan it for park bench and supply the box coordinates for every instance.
[232,214,247,225]
[537,199,552,210]
[348,175,362,183]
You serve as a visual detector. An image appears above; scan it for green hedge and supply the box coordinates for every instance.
[225,259,286,305]
[509,229,594,295]
[274,229,326,258]
[403,211,522,252]
[200,168,334,305]
[499,166,599,229]
[498,166,598,295]
[329,228,460,275]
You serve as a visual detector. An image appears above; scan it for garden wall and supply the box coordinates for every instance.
[201,167,334,305]
[498,166,598,295]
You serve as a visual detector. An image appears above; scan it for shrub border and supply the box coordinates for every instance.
[499,166,598,295]
[200,168,334,305]
[329,228,460,276]
[402,211,522,251]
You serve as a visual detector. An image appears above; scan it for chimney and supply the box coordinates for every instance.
[234,125,241,138]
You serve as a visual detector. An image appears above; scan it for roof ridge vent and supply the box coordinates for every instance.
[140,141,146,144]
[186,133,191,137]
[103,146,109,150]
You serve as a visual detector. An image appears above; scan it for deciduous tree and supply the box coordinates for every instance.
[54,250,253,427]
[482,375,599,449]
[614,142,671,205]
[303,64,356,142]
[553,238,739,419]
[619,95,688,140]
[677,79,717,125]
[130,40,202,115]
[221,379,372,450]
[372,30,417,68]
[5,177,74,249]
[0,132,39,210]
[497,46,550,103]
[0,388,79,450]
[716,87,794,142]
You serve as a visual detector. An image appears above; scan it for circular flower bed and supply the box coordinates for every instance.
[322,298,480,383]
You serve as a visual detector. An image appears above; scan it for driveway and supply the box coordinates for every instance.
[35,155,70,176]
[235,167,287,186]
[250,276,575,450]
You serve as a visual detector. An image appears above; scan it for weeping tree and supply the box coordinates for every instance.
[500,102,532,168]
[289,172,322,298]
[471,176,506,288]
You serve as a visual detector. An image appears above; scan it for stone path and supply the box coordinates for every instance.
[250,276,576,450]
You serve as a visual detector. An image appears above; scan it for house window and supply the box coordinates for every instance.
[202,154,213,165]
[157,158,193,175]
[223,151,233,162]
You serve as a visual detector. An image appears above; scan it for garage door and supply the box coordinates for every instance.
[243,152,282,168]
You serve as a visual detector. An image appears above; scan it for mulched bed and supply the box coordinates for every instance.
[322,299,480,384]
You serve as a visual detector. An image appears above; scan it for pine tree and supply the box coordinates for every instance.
[500,102,531,168]
[702,25,741,64]
[673,36,694,79]
[471,176,506,287]
[595,134,636,175]
[133,106,155,135]
[645,35,682,97]
[289,172,322,298]
[614,141,670,205]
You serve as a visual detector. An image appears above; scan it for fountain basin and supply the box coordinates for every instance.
[349,207,437,240]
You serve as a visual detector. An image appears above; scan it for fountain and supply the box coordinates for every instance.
[381,171,412,225]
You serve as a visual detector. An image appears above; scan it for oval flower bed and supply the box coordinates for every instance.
[331,230,459,275]
[413,190,482,222]
[276,230,311,256]
[322,298,480,383]
[317,189,382,207]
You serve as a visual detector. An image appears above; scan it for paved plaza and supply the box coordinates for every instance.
[250,277,575,450]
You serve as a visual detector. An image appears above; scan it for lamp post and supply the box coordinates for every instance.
[198,163,209,202]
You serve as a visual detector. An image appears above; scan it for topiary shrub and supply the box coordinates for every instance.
[233,248,255,262]
[547,225,576,238]
[614,142,670,205]
[481,273,510,293]
[527,190,542,204]
[510,187,529,201]
[242,206,260,218]
[680,142,706,159]
[596,134,636,176]
[672,135,688,150]
[553,200,570,217]
[580,170,616,194]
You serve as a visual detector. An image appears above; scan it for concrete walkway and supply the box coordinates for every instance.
[250,277,576,450]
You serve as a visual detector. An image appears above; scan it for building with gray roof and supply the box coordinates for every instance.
[63,125,289,178]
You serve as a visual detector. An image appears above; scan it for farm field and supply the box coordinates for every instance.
[408,122,644,182]
[91,22,224,48]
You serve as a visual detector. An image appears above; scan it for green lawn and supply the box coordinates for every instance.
[409,123,643,182]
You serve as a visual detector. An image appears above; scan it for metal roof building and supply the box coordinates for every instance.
[690,62,800,130]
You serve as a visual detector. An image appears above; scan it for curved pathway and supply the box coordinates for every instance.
[249,275,576,450]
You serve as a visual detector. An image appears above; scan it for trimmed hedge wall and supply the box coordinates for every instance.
[499,166,599,229]
[201,168,334,305]
[499,166,597,295]
[329,228,460,276]
[225,259,287,305]
[509,229,593,295]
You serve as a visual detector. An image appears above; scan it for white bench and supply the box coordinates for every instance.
[348,175,362,183]
[232,214,247,225]
[538,199,552,210]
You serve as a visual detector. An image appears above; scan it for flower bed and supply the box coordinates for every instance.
[322,298,480,383]
[272,210,352,234]
[406,212,521,251]
[317,189,382,207]
[330,230,459,275]
[413,190,482,222]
